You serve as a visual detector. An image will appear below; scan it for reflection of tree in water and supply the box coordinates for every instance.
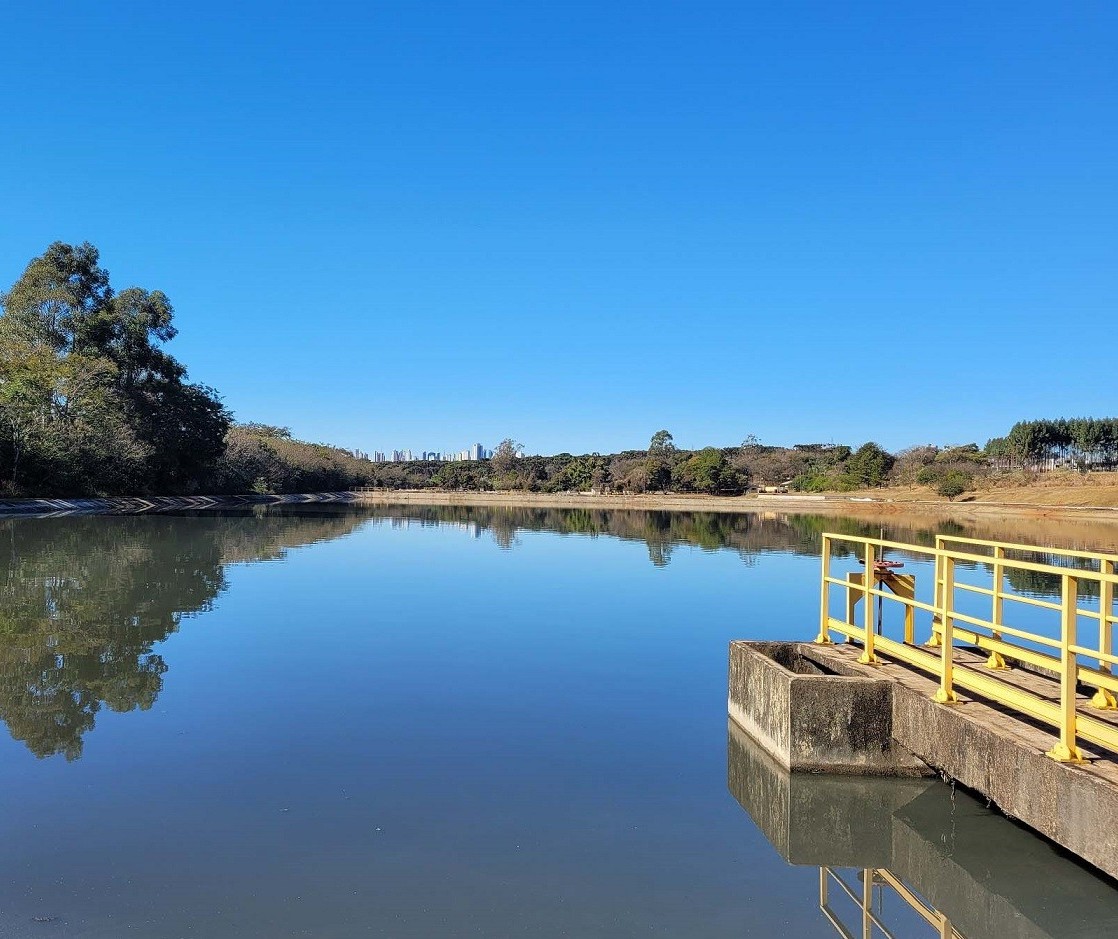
[648,540,673,568]
[0,509,368,760]
[6,502,1100,760]
[366,505,961,569]
[367,505,1109,602]
[487,516,520,550]
[1003,556,1104,600]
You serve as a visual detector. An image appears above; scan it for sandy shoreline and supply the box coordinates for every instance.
[354,488,1118,526]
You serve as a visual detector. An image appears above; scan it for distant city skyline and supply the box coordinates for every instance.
[370,443,492,463]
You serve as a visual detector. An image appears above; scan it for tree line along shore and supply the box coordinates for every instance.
[2,241,1116,501]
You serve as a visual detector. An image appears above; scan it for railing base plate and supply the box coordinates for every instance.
[1046,744,1087,764]
[1089,689,1118,710]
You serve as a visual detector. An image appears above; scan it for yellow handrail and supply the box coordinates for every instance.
[819,867,964,939]
[936,534,1118,565]
[816,532,1118,762]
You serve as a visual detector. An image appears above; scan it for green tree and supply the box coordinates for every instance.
[648,429,675,455]
[491,438,524,475]
[645,429,676,491]
[673,448,742,493]
[590,458,610,492]
[845,442,895,487]
[0,241,112,351]
[0,242,230,495]
[936,470,974,500]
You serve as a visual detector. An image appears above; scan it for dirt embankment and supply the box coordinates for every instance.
[843,471,1118,508]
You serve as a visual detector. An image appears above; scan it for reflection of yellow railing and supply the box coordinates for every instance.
[815,533,1118,763]
[819,867,964,939]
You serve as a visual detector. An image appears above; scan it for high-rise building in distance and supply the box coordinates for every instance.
[377,442,493,462]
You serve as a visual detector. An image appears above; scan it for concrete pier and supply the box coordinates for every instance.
[729,640,1118,881]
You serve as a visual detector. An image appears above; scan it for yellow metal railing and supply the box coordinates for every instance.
[819,867,964,939]
[815,532,1118,763]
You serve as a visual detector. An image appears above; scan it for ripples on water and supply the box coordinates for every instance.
[0,504,1114,937]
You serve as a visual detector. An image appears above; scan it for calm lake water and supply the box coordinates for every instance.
[0,503,1116,937]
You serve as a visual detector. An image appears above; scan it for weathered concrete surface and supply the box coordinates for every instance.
[728,640,929,775]
[727,721,1118,939]
[803,641,1118,883]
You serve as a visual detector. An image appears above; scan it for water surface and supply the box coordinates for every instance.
[0,504,1115,937]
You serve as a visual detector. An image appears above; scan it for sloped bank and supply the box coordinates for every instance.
[0,492,362,517]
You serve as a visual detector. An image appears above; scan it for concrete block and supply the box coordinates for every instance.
[728,640,930,776]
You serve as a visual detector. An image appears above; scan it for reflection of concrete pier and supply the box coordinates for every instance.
[728,722,1118,939]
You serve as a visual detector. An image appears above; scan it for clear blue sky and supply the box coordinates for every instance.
[2,2,1114,455]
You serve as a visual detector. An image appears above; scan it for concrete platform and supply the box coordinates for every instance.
[729,639,1118,881]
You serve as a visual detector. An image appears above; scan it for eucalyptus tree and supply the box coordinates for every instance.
[0,242,230,494]
[645,429,676,491]
[648,429,675,455]
[490,438,524,475]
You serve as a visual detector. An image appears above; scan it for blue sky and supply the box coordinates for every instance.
[2,2,1115,455]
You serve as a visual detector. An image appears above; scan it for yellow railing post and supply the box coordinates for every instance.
[815,535,833,644]
[1047,573,1086,763]
[934,554,958,704]
[926,543,943,647]
[987,545,1009,669]
[861,869,873,939]
[1091,558,1117,709]
[859,541,879,665]
[845,573,859,640]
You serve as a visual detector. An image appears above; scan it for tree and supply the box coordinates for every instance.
[590,459,610,492]
[131,379,230,491]
[845,442,895,487]
[555,453,607,492]
[239,423,292,438]
[644,430,676,491]
[648,429,675,455]
[1007,421,1048,466]
[936,470,974,501]
[673,448,742,493]
[0,242,230,495]
[0,241,112,352]
[490,438,524,476]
